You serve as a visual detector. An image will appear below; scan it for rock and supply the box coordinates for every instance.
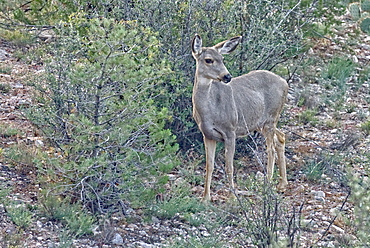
[8,114,16,120]
[331,224,345,233]
[135,241,154,248]
[127,223,138,229]
[152,216,160,223]
[312,190,325,198]
[35,139,44,147]
[292,184,305,195]
[111,233,124,245]
[301,219,315,229]
[36,220,43,228]
[12,83,24,89]
[326,241,336,248]
[0,49,9,60]
[17,99,31,108]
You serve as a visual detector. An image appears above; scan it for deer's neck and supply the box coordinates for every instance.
[193,75,212,92]
[192,75,234,110]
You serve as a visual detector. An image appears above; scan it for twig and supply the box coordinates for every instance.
[289,130,328,151]
[312,190,351,247]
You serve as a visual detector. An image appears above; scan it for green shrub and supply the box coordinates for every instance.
[40,195,95,237]
[321,57,356,110]
[0,0,76,26]
[233,177,301,247]
[86,0,323,152]
[298,109,319,125]
[302,152,347,184]
[322,57,355,86]
[29,16,179,214]
[350,169,370,246]
[0,83,11,93]
[0,124,19,137]
[361,120,370,135]
[6,203,33,229]
[0,188,33,229]
[0,64,12,74]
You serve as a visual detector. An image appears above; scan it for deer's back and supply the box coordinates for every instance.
[230,70,288,135]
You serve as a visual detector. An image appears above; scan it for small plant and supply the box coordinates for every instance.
[298,109,319,125]
[6,203,33,229]
[0,124,19,137]
[302,152,347,185]
[0,65,12,74]
[348,1,370,34]
[40,195,96,237]
[0,188,34,229]
[150,183,206,220]
[350,168,370,246]
[303,159,327,182]
[3,144,35,170]
[322,57,355,85]
[361,120,370,135]
[0,29,34,46]
[232,176,301,247]
[0,83,11,93]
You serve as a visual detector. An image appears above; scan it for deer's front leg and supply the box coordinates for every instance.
[203,136,216,201]
[224,135,236,194]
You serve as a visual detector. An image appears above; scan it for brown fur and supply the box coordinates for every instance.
[191,34,288,201]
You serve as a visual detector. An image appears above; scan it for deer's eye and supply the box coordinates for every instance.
[205,59,213,64]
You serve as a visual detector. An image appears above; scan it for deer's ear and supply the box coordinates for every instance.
[192,34,202,56]
[214,36,242,54]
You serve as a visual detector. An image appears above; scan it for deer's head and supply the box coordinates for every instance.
[191,34,242,83]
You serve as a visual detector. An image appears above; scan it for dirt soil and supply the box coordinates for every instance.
[0,14,369,248]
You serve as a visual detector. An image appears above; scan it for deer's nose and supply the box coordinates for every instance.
[222,74,232,83]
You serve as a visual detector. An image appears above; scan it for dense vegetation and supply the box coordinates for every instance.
[0,0,369,247]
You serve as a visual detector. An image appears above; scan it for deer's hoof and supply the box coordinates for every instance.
[277,181,288,192]
[202,195,211,202]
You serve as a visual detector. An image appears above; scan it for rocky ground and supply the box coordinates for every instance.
[0,14,369,248]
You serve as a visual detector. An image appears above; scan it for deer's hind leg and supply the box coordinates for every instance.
[275,129,288,190]
[263,127,276,181]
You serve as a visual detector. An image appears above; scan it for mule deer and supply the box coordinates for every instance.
[191,34,288,201]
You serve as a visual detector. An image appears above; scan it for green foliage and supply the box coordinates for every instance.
[360,17,370,33]
[4,144,35,168]
[322,57,355,84]
[348,1,370,33]
[361,120,370,135]
[0,188,33,229]
[234,177,301,247]
[298,109,319,125]
[0,0,76,26]
[362,0,370,11]
[0,82,11,94]
[302,152,347,184]
[151,196,206,220]
[40,195,95,237]
[320,56,356,111]
[349,3,361,20]
[6,203,33,229]
[0,64,12,74]
[0,124,20,138]
[29,16,179,213]
[350,168,370,246]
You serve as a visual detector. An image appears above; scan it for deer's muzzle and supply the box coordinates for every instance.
[222,74,232,83]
